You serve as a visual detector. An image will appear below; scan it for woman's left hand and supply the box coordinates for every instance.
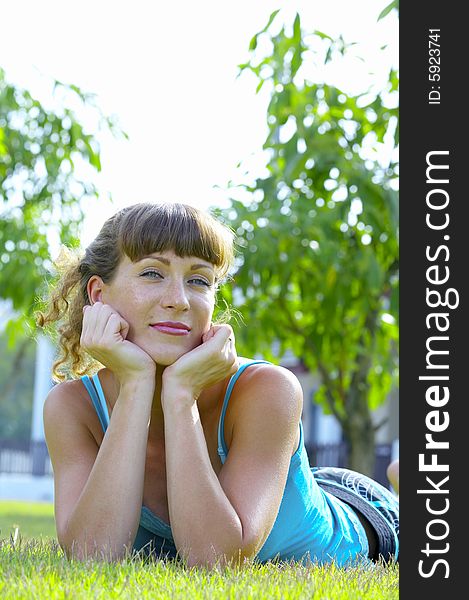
[161,324,238,405]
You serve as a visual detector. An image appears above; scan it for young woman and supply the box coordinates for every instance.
[39,202,399,567]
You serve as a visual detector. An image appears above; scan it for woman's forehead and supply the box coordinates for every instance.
[123,251,215,269]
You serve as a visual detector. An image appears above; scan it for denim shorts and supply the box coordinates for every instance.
[312,466,399,562]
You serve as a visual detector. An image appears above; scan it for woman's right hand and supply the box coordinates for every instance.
[80,302,156,382]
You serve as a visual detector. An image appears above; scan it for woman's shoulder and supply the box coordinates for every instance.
[45,377,87,405]
[43,375,103,438]
[236,357,302,385]
[223,358,303,456]
[231,358,304,414]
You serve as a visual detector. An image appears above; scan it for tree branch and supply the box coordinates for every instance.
[373,415,389,432]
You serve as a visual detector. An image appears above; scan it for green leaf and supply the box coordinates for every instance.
[261,9,281,34]
[378,0,399,21]
[255,79,265,94]
[249,9,281,51]
[292,13,301,43]
[249,34,258,51]
[313,30,333,41]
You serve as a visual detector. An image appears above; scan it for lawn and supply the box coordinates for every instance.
[0,501,399,599]
[0,500,56,539]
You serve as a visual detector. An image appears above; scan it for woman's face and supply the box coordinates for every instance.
[99,250,217,366]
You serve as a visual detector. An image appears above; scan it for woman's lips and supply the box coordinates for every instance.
[150,324,191,336]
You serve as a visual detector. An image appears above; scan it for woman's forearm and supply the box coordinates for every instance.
[61,378,154,560]
[163,391,244,567]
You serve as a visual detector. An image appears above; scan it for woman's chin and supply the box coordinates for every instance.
[139,336,203,367]
[149,348,189,367]
[154,357,177,367]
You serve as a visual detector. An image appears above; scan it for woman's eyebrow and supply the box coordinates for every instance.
[140,255,213,271]
[190,263,214,271]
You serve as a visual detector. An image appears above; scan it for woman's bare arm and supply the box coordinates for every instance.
[44,301,158,560]
[162,361,302,567]
[44,377,155,560]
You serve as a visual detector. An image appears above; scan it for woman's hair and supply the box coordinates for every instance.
[36,202,235,381]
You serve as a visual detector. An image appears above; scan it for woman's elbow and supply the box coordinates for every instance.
[184,543,257,570]
[178,521,260,569]
[58,531,131,562]
[185,551,241,570]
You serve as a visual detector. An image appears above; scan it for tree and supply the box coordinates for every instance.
[216,8,399,475]
[0,68,125,437]
[0,67,125,338]
[0,330,36,441]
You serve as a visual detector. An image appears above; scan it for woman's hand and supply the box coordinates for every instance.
[161,324,238,404]
[80,302,156,383]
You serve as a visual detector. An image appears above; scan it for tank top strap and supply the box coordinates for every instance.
[81,373,110,432]
[217,360,271,464]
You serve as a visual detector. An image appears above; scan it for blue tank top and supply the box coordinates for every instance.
[82,361,369,565]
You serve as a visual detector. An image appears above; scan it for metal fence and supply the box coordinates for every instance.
[1,438,392,487]
[0,439,53,477]
[306,441,393,488]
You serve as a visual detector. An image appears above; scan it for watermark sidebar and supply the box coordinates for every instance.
[401,3,467,596]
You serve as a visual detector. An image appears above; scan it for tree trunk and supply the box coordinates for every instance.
[342,387,376,477]
[346,415,376,476]
[341,309,379,476]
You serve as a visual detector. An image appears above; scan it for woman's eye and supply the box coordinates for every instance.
[141,270,162,279]
[189,277,211,287]
[140,271,211,287]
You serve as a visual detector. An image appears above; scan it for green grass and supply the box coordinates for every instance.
[0,500,56,539]
[0,502,399,599]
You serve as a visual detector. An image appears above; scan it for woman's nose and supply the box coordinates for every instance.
[160,279,190,311]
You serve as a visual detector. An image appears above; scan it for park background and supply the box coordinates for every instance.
[0,0,399,515]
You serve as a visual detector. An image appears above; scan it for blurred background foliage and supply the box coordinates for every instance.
[216,4,399,473]
[0,68,125,339]
[0,70,123,440]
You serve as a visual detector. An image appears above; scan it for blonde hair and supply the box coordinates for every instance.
[36,202,235,381]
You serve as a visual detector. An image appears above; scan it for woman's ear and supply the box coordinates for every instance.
[87,275,105,304]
